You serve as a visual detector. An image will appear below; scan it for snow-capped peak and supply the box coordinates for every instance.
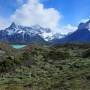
[0,22,66,42]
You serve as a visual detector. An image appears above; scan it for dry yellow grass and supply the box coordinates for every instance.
[0,84,24,90]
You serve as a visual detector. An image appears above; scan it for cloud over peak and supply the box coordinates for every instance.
[11,0,61,32]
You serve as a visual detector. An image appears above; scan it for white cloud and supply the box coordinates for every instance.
[79,18,89,23]
[61,24,77,34]
[0,18,10,29]
[0,0,77,34]
[11,0,62,32]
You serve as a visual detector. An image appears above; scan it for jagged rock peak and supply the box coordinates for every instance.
[78,19,90,30]
[10,22,17,28]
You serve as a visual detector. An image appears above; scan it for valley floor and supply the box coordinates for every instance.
[0,43,90,90]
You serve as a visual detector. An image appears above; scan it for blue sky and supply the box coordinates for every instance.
[0,0,25,17]
[43,0,90,25]
[0,0,90,33]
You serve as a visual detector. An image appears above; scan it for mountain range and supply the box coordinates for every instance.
[0,22,66,44]
[0,20,90,44]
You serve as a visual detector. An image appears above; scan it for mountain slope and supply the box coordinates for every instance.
[53,20,90,44]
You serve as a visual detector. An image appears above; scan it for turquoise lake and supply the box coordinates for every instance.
[11,45,27,49]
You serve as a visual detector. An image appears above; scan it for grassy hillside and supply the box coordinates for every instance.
[0,43,90,90]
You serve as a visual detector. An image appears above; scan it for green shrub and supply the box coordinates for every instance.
[47,50,69,60]
[82,49,90,58]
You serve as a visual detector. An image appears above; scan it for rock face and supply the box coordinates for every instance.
[52,20,90,44]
